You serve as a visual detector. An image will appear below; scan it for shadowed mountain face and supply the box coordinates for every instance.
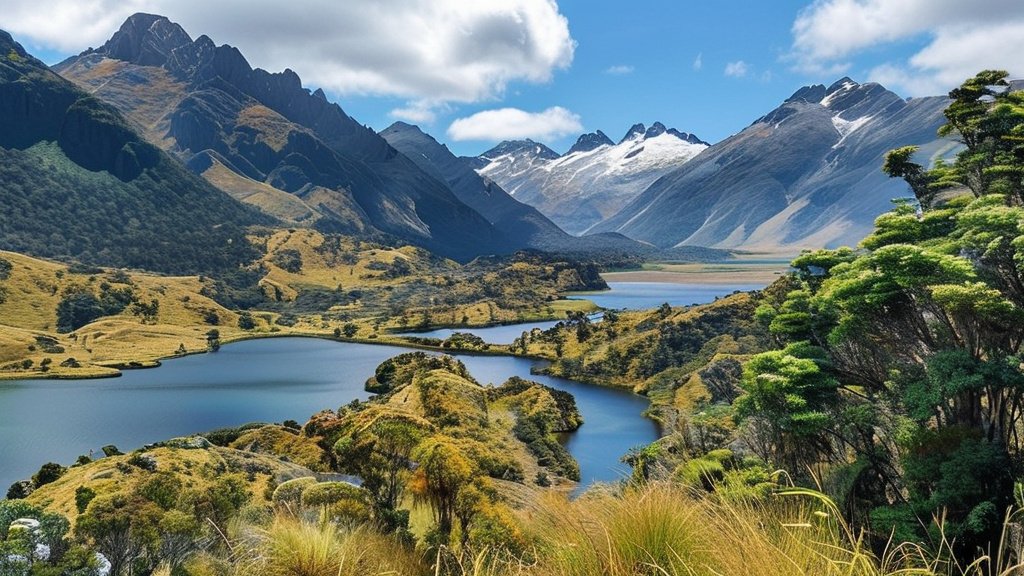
[470,123,709,235]
[589,78,953,252]
[381,122,573,250]
[0,29,265,274]
[56,13,510,261]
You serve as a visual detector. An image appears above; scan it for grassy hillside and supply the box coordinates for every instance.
[0,239,603,379]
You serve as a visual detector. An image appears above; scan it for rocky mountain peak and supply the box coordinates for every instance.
[99,13,192,67]
[481,139,560,161]
[644,122,667,138]
[785,83,827,104]
[566,130,613,154]
[620,123,646,143]
[666,128,709,146]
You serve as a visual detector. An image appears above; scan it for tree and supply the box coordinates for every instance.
[76,494,162,576]
[205,329,221,352]
[410,437,473,538]
[335,419,423,514]
[157,510,202,573]
[342,323,358,338]
[746,74,1024,556]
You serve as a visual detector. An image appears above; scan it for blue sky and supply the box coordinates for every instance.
[6,1,1023,156]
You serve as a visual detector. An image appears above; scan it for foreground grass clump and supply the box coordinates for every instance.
[514,483,1020,576]
[162,481,1024,576]
[226,516,426,576]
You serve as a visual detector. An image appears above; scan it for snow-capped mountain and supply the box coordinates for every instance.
[470,123,708,234]
[589,78,954,252]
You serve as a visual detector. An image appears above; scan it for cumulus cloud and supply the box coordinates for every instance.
[389,102,441,125]
[790,0,1024,95]
[0,0,576,106]
[724,60,749,78]
[604,64,634,75]
[447,106,582,142]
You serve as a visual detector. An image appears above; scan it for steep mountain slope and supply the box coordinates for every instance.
[472,123,709,234]
[0,29,264,274]
[56,13,509,261]
[590,78,953,252]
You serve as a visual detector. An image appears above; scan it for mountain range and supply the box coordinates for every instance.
[0,13,967,271]
[54,13,516,261]
[587,79,953,251]
[379,122,646,254]
[471,123,709,234]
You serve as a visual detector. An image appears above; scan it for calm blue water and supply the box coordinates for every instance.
[394,320,560,345]
[569,281,764,310]
[0,338,656,491]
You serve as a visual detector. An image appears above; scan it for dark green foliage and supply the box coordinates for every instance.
[898,427,1012,550]
[199,268,265,310]
[0,256,10,280]
[131,299,160,323]
[734,73,1024,560]
[342,323,358,338]
[201,422,267,447]
[55,282,138,332]
[138,473,182,510]
[441,332,487,350]
[237,312,256,330]
[55,292,104,333]
[512,414,579,480]
[5,480,32,500]
[205,329,221,352]
[75,485,97,514]
[31,462,66,488]
[270,248,303,273]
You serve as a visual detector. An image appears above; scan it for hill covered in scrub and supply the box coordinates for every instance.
[0,30,266,275]
[5,353,586,574]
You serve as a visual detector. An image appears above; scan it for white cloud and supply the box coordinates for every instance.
[0,0,576,105]
[389,102,440,125]
[447,106,582,142]
[791,0,1024,95]
[724,60,749,78]
[604,64,634,75]
[692,52,702,71]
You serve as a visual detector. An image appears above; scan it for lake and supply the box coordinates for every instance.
[394,320,561,345]
[0,338,656,491]
[569,281,765,310]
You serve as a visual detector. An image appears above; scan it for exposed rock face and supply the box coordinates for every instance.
[56,13,510,260]
[590,78,952,252]
[472,123,708,234]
